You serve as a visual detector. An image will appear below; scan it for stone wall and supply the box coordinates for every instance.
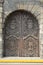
[0,0,3,57]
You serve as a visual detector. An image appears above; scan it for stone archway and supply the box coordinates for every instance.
[3,10,39,57]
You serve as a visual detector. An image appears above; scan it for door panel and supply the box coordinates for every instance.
[3,10,39,57]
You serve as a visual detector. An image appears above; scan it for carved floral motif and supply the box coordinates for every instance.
[3,10,39,57]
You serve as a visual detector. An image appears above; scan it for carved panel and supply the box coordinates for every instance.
[3,10,39,57]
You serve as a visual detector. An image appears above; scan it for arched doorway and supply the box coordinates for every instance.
[3,10,39,57]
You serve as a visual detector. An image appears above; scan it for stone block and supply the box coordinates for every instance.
[40,13,43,19]
[0,12,2,17]
[28,4,34,11]
[39,19,43,24]
[31,5,40,13]
[5,11,11,17]
[0,18,2,23]
[41,7,43,14]
[0,41,3,49]
[0,49,3,57]
[0,23,2,29]
[0,7,2,12]
[0,29,2,33]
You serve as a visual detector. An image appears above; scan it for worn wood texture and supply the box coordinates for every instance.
[3,10,39,57]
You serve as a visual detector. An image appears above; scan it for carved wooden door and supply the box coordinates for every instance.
[3,10,39,57]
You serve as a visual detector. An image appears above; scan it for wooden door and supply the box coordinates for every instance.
[3,10,39,57]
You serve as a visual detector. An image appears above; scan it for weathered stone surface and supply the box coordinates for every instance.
[0,7,2,12]
[0,18,2,23]
[0,0,4,3]
[0,24,2,29]
[0,41,3,49]
[0,29,2,33]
